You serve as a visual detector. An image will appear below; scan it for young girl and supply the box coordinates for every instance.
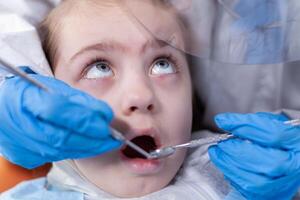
[1,1,229,199]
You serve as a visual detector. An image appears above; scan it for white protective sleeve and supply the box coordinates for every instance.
[0,0,57,82]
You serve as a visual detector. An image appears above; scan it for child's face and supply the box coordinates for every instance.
[53,1,192,198]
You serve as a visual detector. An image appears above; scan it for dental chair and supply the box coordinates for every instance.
[0,157,51,192]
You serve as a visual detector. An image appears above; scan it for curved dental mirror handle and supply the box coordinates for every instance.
[149,133,233,159]
[149,119,300,159]
[110,128,153,159]
[0,59,49,92]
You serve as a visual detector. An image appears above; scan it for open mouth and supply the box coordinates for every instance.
[122,135,158,159]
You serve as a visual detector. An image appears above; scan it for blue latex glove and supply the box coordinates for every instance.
[0,69,121,169]
[208,112,300,200]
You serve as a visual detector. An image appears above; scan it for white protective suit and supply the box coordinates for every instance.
[0,0,300,199]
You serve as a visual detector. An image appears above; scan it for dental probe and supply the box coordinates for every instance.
[0,59,49,91]
[110,128,154,159]
[149,134,233,159]
[284,119,300,126]
[149,119,300,159]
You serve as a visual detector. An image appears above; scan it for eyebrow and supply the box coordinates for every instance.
[70,39,173,62]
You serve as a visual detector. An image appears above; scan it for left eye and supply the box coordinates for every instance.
[150,58,177,75]
[85,61,114,79]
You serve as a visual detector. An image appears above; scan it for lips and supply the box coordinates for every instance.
[122,135,158,159]
[120,129,164,175]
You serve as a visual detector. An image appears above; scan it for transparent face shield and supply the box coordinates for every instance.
[120,0,300,65]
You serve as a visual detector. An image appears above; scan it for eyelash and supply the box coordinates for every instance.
[153,54,180,73]
[81,57,110,78]
[81,53,180,78]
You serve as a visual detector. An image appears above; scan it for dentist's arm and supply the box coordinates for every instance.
[0,71,121,169]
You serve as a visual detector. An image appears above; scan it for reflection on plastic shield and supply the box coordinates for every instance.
[121,0,300,64]
[119,0,188,55]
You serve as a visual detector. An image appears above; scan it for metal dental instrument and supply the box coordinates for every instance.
[284,119,300,126]
[149,119,300,159]
[149,134,233,159]
[0,59,49,91]
[111,128,154,159]
[111,128,232,160]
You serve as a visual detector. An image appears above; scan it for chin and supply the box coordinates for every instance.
[109,137,186,198]
[75,133,187,198]
[106,176,171,198]
[106,156,186,198]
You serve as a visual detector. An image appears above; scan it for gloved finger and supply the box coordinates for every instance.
[1,139,118,170]
[28,74,114,112]
[23,90,114,139]
[3,73,113,121]
[7,73,77,97]
[56,137,122,160]
[65,91,113,115]
[225,171,300,200]
[0,127,121,168]
[6,100,115,147]
[41,137,121,162]
[0,142,48,169]
[0,107,122,155]
[215,112,289,133]
[9,73,114,122]
[208,146,297,199]
[26,74,113,113]
[57,132,122,154]
[216,138,300,178]
[21,115,122,154]
[225,173,298,200]
[208,145,271,192]
[214,112,300,149]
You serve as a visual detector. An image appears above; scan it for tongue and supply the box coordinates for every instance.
[122,135,157,159]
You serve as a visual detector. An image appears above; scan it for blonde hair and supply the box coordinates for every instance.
[39,0,136,70]
[40,0,184,71]
[39,0,76,70]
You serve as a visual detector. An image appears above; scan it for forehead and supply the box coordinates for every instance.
[57,0,185,60]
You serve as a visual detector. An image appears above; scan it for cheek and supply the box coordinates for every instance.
[75,79,113,96]
[62,76,117,101]
[54,71,120,112]
[155,75,193,141]
[54,67,72,84]
[166,98,192,142]
[54,58,112,98]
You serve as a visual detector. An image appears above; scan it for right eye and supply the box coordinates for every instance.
[85,61,114,79]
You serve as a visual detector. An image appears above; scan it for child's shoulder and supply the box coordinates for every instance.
[0,178,83,200]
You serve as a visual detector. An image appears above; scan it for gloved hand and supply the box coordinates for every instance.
[0,70,122,169]
[208,112,300,200]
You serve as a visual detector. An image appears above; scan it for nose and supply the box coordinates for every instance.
[121,78,156,115]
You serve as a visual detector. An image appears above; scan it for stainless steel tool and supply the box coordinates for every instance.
[110,128,155,159]
[0,59,49,91]
[148,119,300,159]
[149,134,233,159]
